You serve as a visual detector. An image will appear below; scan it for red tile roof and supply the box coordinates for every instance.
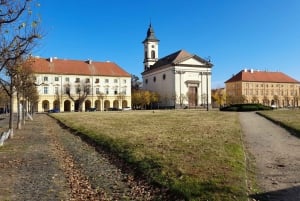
[30,57,131,77]
[225,70,300,83]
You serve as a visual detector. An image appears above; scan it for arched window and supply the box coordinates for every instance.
[151,50,155,59]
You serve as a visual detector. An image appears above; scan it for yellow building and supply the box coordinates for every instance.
[23,57,131,112]
[225,69,300,107]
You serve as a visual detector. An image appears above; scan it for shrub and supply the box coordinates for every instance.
[220,104,273,112]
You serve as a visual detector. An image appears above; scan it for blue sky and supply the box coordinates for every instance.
[35,0,300,88]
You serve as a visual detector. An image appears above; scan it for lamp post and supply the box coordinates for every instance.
[206,70,209,111]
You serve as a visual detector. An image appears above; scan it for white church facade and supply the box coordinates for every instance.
[142,24,213,108]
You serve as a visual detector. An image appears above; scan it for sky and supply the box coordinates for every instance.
[34,0,300,88]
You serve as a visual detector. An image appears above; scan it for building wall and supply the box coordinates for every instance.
[18,73,131,113]
[143,65,212,108]
[226,81,300,107]
[143,67,175,106]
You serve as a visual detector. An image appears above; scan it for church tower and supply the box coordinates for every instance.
[142,23,159,71]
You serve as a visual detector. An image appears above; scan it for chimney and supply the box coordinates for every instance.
[250,69,254,73]
[48,57,53,62]
[86,59,92,64]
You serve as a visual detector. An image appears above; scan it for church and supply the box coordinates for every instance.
[142,24,213,108]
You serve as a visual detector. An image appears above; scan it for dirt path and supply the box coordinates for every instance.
[0,114,179,201]
[239,112,300,201]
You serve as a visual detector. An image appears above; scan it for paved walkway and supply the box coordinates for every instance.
[0,114,177,201]
[239,112,300,201]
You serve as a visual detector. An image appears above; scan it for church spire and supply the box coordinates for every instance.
[143,23,159,71]
[143,23,159,43]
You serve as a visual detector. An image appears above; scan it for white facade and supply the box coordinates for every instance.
[142,24,212,108]
[15,57,132,113]
[143,57,212,108]
[33,73,131,112]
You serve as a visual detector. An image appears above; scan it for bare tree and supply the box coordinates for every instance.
[0,85,9,114]
[66,82,90,112]
[0,0,41,136]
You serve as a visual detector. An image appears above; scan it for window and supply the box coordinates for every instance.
[95,78,99,83]
[122,88,126,95]
[86,78,90,83]
[123,79,126,84]
[75,78,80,83]
[65,77,70,82]
[162,74,166,80]
[153,76,156,82]
[151,50,155,59]
[105,87,109,94]
[54,87,58,94]
[96,88,100,94]
[105,79,109,83]
[76,87,81,94]
[114,79,118,83]
[65,86,70,94]
[33,76,37,81]
[44,87,48,94]
[85,87,90,95]
[145,79,148,84]
[114,89,118,95]
[55,77,59,81]
[44,76,48,82]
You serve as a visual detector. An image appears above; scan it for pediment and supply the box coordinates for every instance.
[178,57,208,66]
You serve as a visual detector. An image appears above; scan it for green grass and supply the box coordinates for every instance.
[52,110,248,201]
[257,109,300,137]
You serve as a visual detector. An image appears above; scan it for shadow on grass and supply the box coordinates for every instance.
[250,185,300,201]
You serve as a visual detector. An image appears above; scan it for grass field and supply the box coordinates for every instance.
[52,110,248,201]
[258,109,300,137]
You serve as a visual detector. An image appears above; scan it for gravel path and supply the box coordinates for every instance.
[239,112,300,201]
[0,114,179,201]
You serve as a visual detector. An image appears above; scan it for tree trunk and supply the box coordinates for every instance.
[9,84,14,138]
[16,92,21,129]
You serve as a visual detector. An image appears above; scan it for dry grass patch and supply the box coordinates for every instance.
[258,109,300,137]
[52,110,247,200]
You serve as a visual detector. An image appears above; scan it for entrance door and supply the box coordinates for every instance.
[188,87,198,107]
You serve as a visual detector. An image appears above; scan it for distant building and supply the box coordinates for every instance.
[141,24,213,108]
[225,69,300,107]
[18,57,131,112]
